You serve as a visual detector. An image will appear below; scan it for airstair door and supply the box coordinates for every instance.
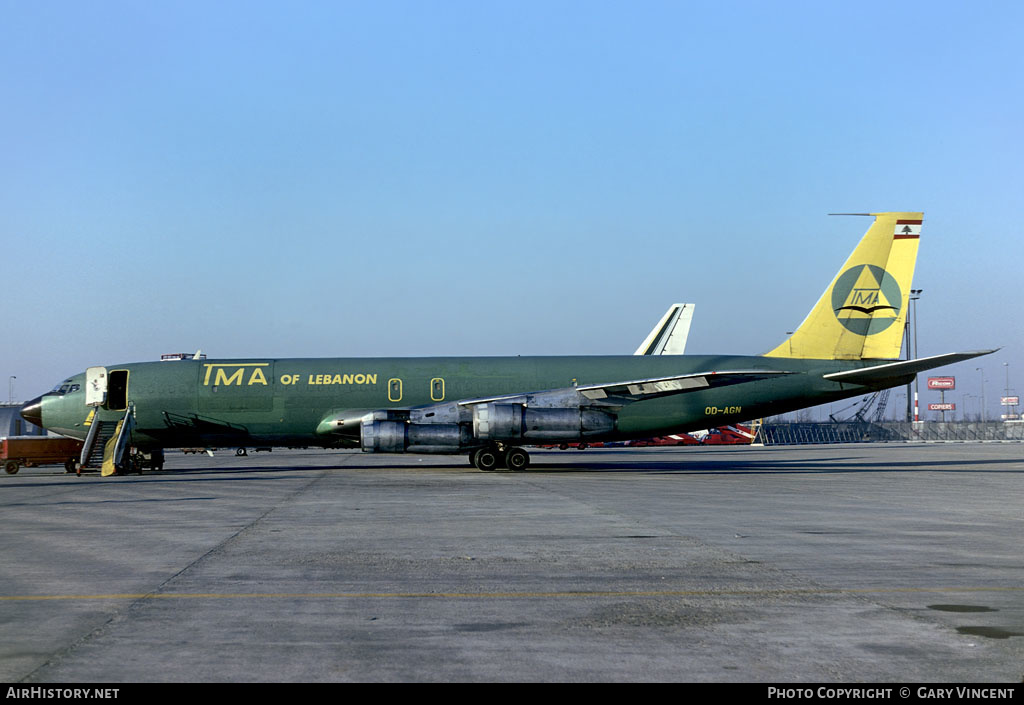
[85,367,107,407]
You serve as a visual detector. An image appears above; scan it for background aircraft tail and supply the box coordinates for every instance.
[634,303,694,355]
[765,212,922,360]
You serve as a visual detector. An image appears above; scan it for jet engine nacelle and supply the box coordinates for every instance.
[360,396,617,454]
[472,403,614,441]
[360,417,472,454]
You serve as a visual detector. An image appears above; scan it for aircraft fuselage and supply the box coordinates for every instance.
[32,354,900,452]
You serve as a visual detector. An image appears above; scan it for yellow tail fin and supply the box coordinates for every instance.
[765,212,921,360]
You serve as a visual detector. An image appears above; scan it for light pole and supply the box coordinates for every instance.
[7,376,14,405]
[910,289,922,422]
[1005,362,1016,421]
[904,308,913,421]
[977,367,986,423]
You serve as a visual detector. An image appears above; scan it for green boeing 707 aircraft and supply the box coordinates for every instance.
[21,212,993,474]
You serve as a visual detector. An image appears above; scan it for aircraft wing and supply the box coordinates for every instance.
[576,370,791,401]
[457,370,792,407]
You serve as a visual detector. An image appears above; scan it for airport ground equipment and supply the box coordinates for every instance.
[2,436,84,474]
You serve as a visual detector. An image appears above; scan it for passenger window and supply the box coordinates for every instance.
[388,378,402,403]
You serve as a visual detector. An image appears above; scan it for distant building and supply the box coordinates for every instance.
[0,404,46,437]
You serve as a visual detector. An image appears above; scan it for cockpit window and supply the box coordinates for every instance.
[52,381,80,395]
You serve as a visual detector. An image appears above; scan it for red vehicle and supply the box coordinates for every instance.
[626,424,755,447]
[700,424,756,445]
[539,442,605,450]
[2,436,84,474]
[626,434,700,447]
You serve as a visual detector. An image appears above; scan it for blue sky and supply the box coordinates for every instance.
[2,1,1021,419]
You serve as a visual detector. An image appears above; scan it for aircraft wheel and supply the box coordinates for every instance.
[129,454,143,474]
[504,447,530,471]
[236,448,247,456]
[5,460,20,475]
[65,459,76,473]
[473,447,501,472]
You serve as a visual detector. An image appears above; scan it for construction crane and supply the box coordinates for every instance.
[829,390,888,423]
[871,389,891,423]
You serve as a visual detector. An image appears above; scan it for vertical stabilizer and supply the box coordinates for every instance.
[764,212,921,360]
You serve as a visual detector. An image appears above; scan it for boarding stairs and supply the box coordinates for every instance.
[78,405,135,476]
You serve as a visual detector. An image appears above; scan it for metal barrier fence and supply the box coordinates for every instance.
[757,421,1024,445]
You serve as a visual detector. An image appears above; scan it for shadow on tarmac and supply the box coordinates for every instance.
[5,446,1023,488]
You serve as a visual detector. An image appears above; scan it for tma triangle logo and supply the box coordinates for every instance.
[830,265,902,335]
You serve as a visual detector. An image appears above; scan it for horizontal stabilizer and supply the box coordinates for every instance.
[823,350,997,385]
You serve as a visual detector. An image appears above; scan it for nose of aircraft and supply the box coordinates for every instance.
[20,395,44,428]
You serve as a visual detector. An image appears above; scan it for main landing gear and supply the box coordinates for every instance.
[468,445,531,472]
